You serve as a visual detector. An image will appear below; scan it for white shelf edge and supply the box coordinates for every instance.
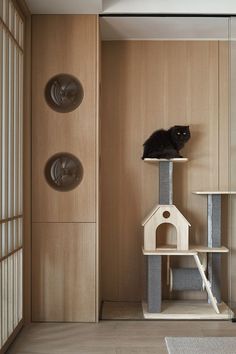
[142,246,229,255]
[193,191,236,195]
[144,158,188,163]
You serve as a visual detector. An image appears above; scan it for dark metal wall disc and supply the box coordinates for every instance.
[45,153,83,191]
[45,74,84,113]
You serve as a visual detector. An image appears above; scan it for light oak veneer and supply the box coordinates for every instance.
[32,223,96,322]
[32,15,98,223]
[31,15,99,322]
[101,41,229,303]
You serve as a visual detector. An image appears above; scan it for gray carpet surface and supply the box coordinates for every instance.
[165,337,236,354]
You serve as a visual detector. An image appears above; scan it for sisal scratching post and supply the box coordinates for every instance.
[159,161,173,204]
[147,256,162,312]
[147,161,173,313]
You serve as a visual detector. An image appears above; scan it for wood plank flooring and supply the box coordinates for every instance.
[6,320,236,354]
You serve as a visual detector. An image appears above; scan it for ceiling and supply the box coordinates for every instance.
[25,0,103,14]
[101,17,229,40]
[25,0,233,40]
[103,0,236,14]
[26,0,236,14]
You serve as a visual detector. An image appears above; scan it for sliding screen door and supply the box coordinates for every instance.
[0,0,24,350]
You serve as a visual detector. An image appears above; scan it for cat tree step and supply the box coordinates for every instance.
[144,158,188,163]
[142,246,229,255]
[142,300,233,320]
[193,191,236,195]
[193,254,219,314]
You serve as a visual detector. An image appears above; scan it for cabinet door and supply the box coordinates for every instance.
[32,223,96,322]
[32,15,98,223]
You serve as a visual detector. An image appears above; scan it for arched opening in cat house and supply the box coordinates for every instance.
[156,222,177,249]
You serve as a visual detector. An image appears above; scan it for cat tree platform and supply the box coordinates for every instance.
[193,191,236,195]
[144,158,188,163]
[142,301,233,320]
[142,246,229,255]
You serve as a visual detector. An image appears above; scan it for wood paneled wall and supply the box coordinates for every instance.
[101,41,229,302]
[31,16,99,322]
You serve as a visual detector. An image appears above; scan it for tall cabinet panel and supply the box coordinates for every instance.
[32,15,99,322]
[32,15,98,223]
[32,223,96,322]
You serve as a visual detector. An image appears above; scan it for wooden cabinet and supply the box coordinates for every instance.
[32,223,96,322]
[31,15,99,322]
[32,15,98,223]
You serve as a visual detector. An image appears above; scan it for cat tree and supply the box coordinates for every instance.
[142,158,234,319]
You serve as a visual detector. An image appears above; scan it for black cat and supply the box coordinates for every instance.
[142,125,191,159]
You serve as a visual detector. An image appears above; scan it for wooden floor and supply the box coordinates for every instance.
[6,320,236,354]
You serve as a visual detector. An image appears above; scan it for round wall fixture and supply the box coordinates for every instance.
[45,74,84,113]
[45,153,83,191]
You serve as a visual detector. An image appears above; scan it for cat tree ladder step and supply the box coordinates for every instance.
[193,254,219,314]
[192,191,236,303]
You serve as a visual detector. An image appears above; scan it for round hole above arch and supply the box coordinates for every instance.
[44,153,83,192]
[45,74,84,113]
[163,210,170,219]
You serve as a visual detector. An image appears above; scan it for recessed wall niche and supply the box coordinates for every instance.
[44,152,83,191]
[45,74,84,113]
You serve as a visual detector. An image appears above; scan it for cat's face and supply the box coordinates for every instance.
[172,125,191,143]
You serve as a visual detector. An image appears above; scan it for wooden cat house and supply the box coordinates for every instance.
[142,205,190,251]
